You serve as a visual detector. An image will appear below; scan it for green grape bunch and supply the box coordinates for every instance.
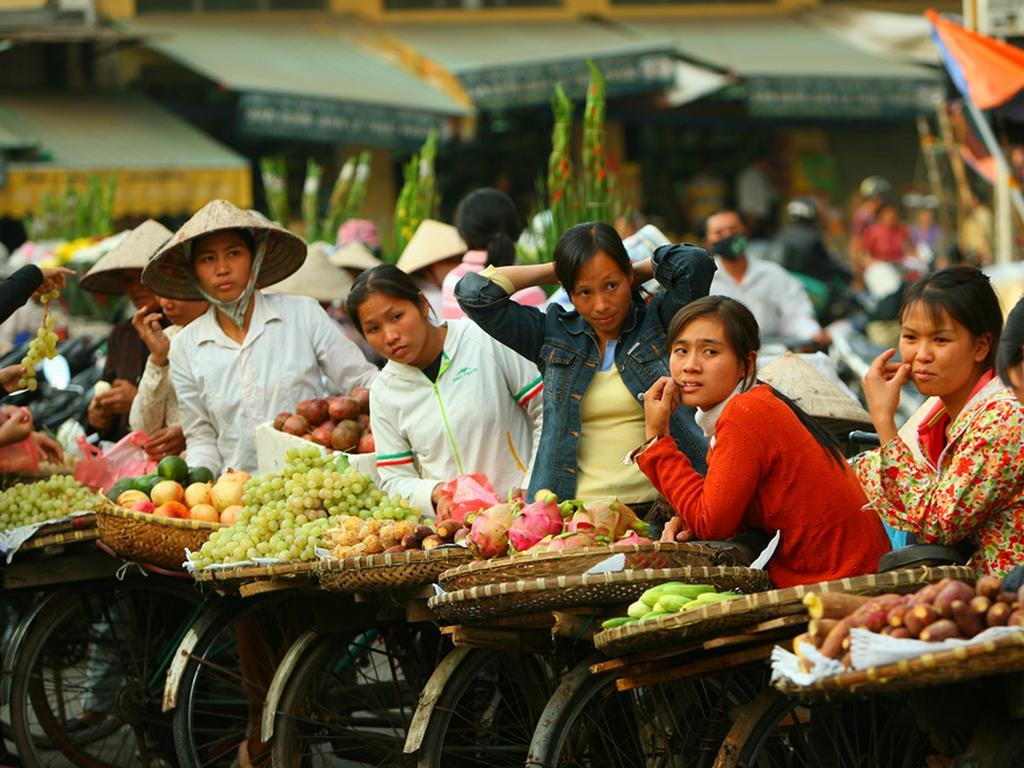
[0,475,106,532]
[19,290,61,392]
[189,446,419,569]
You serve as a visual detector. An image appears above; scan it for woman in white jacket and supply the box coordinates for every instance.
[347,265,543,517]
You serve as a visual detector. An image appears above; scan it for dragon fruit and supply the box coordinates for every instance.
[544,530,604,553]
[587,499,649,539]
[508,489,565,553]
[566,509,594,533]
[467,501,518,559]
[612,531,653,547]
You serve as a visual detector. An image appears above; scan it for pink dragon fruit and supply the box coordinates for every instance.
[587,499,649,539]
[612,531,653,547]
[467,501,518,559]
[544,530,603,553]
[507,489,564,553]
[566,509,594,533]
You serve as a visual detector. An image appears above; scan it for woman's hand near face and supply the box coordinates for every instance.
[132,305,171,366]
[631,258,654,284]
[862,348,909,445]
[643,376,680,441]
[0,408,32,446]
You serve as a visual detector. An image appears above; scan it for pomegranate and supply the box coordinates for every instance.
[358,432,375,453]
[329,396,360,422]
[311,425,334,448]
[321,419,337,433]
[357,413,370,430]
[282,414,309,436]
[296,398,330,427]
[273,412,291,431]
[331,420,361,451]
[350,386,371,414]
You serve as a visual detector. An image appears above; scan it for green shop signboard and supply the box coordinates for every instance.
[237,92,450,149]
[745,77,945,119]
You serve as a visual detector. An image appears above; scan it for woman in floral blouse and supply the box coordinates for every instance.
[854,267,1024,576]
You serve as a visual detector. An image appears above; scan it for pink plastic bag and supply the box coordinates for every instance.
[438,473,500,524]
[0,435,39,474]
[74,431,157,494]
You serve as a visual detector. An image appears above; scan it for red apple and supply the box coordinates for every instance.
[296,398,330,427]
[282,414,309,436]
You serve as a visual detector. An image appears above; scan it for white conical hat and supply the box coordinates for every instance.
[759,352,872,426]
[142,200,306,300]
[266,242,353,303]
[396,220,466,275]
[328,241,381,272]
[80,219,172,294]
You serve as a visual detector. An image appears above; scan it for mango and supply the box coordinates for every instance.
[639,583,715,607]
[696,591,742,605]
[639,611,672,623]
[627,601,651,619]
[653,594,691,614]
[601,617,636,630]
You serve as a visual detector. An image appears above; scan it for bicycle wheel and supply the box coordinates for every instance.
[721,688,929,767]
[173,593,309,768]
[416,649,557,768]
[9,579,201,768]
[271,624,442,768]
[528,658,766,767]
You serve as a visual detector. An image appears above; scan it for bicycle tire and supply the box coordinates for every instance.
[9,579,200,768]
[416,649,556,768]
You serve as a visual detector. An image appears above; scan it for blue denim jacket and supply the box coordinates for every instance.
[455,243,715,501]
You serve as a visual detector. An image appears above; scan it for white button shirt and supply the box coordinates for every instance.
[169,291,378,474]
[710,255,822,344]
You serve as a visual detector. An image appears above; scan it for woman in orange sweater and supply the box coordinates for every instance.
[634,296,889,587]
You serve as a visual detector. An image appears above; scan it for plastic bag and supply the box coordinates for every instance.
[74,431,157,494]
[438,473,499,524]
[0,434,39,474]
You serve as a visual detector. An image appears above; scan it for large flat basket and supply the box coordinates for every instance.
[429,566,770,625]
[96,501,224,570]
[319,547,473,593]
[594,566,976,657]
[192,560,323,594]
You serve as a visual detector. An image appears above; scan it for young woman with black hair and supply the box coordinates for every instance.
[635,296,889,587]
[855,267,1024,576]
[441,187,546,320]
[348,265,543,517]
[455,221,713,515]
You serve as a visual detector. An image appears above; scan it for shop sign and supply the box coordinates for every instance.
[745,77,945,119]
[458,51,676,110]
[237,92,453,149]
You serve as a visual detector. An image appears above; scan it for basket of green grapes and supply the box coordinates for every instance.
[0,475,107,559]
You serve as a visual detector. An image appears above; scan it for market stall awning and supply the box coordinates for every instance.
[122,14,472,148]
[0,91,251,219]
[379,19,678,110]
[624,15,943,119]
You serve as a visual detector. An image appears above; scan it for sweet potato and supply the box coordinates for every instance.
[987,602,1011,627]
[420,534,443,551]
[969,595,992,616]
[803,592,870,621]
[919,619,962,642]
[820,619,851,659]
[997,592,1018,606]
[951,600,984,637]
[975,575,1002,600]
[911,579,949,606]
[840,651,853,669]
[889,627,912,639]
[887,604,908,628]
[435,519,461,541]
[1017,584,1024,608]
[934,581,975,618]
[848,594,907,633]
[904,604,940,637]
[809,618,838,645]
[1009,609,1024,627]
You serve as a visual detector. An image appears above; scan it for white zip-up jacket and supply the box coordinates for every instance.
[370,319,543,515]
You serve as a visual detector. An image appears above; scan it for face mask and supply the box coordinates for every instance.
[186,231,267,328]
[711,234,747,261]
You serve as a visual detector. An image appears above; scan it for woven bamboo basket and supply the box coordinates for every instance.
[776,630,1024,697]
[438,542,741,592]
[594,566,975,656]
[429,566,770,624]
[20,514,98,552]
[320,547,473,593]
[96,501,224,569]
[192,560,323,591]
[0,468,73,490]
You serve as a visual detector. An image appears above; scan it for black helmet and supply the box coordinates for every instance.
[786,197,819,223]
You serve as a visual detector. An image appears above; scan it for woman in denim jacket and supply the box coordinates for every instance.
[456,221,714,514]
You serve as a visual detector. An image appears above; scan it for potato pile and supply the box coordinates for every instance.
[325,517,466,559]
[794,576,1022,669]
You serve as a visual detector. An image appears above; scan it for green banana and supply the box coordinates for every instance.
[601,617,636,630]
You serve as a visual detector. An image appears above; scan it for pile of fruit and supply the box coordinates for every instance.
[464,491,651,559]
[0,475,106,531]
[106,457,236,524]
[326,517,464,559]
[273,387,374,453]
[601,583,743,629]
[19,288,60,391]
[187,447,415,569]
[793,575,1022,670]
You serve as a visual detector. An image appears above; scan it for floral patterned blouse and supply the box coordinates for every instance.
[853,375,1024,576]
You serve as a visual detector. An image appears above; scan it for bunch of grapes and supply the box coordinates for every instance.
[19,290,60,391]
[0,475,105,532]
[189,446,417,569]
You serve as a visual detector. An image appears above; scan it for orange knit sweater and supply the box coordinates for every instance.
[637,385,890,588]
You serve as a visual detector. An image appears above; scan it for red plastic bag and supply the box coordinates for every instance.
[438,473,499,524]
[74,431,157,495]
[0,434,39,474]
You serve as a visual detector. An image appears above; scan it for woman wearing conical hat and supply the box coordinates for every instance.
[396,220,466,317]
[142,200,378,475]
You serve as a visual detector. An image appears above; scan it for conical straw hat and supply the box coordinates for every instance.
[266,242,354,303]
[759,352,872,426]
[396,220,466,275]
[141,200,306,300]
[328,241,381,272]
[80,219,172,294]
